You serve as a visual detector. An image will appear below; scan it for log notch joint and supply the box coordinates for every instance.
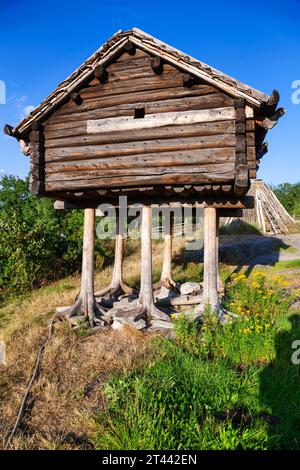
[29,123,45,195]
[151,56,163,75]
[94,64,108,84]
[234,98,249,197]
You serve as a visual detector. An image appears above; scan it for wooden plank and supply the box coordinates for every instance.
[48,97,233,125]
[44,120,236,143]
[45,148,236,173]
[45,150,235,167]
[45,135,236,161]
[79,79,216,101]
[87,107,236,134]
[45,169,235,191]
[54,88,233,116]
[50,196,254,210]
[46,161,235,182]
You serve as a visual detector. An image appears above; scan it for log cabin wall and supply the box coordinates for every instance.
[38,48,243,195]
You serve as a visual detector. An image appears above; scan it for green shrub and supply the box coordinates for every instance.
[273,182,300,218]
[0,175,110,301]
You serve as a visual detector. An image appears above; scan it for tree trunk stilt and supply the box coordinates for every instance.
[154,225,179,294]
[216,214,225,294]
[111,206,171,324]
[56,208,104,327]
[202,207,219,311]
[95,230,138,301]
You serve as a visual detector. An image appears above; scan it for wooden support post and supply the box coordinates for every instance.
[110,206,171,324]
[216,213,224,294]
[95,218,138,301]
[139,206,154,318]
[160,232,173,286]
[203,207,218,311]
[56,208,104,326]
[154,214,179,295]
[81,208,95,315]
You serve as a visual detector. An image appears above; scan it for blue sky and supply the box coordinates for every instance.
[0,0,299,185]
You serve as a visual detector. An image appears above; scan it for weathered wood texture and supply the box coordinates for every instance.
[29,126,45,194]
[36,48,242,194]
[203,207,218,308]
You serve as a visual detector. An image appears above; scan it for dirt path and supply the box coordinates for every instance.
[218,233,300,267]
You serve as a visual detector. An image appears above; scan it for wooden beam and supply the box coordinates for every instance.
[217,208,243,217]
[234,164,249,198]
[256,107,285,129]
[87,107,236,134]
[53,195,255,210]
[55,208,104,326]
[262,89,280,116]
[203,207,218,309]
[3,124,16,137]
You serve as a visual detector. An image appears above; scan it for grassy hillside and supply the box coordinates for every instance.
[0,239,300,450]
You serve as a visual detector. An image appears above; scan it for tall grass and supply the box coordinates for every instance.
[93,272,300,450]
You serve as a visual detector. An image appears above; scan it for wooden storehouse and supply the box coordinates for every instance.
[5,28,284,326]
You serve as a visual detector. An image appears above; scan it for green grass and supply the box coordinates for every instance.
[93,273,300,450]
[260,259,300,272]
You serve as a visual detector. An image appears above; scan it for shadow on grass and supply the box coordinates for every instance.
[260,314,300,449]
[180,222,293,280]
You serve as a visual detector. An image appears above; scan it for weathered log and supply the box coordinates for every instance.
[70,92,83,105]
[45,139,236,163]
[3,124,16,137]
[124,40,136,55]
[202,207,218,310]
[154,217,179,295]
[255,108,285,129]
[94,65,108,84]
[86,108,236,134]
[54,87,233,118]
[95,228,138,300]
[109,206,171,324]
[262,89,280,116]
[151,56,163,75]
[48,194,255,209]
[234,164,249,197]
[55,208,105,326]
[44,119,235,143]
